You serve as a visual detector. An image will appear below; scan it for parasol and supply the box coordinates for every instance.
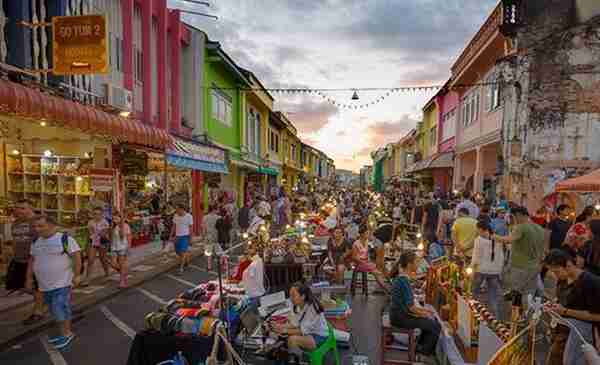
[555,168,600,193]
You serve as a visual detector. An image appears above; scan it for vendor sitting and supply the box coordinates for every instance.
[352,223,390,293]
[241,244,265,308]
[326,227,352,284]
[390,251,441,357]
[271,282,329,355]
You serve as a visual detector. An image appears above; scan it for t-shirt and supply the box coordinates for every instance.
[328,238,351,265]
[511,223,546,270]
[548,218,571,250]
[11,218,37,263]
[456,200,480,218]
[30,232,81,291]
[291,304,328,338]
[451,216,478,257]
[242,256,265,298]
[471,236,504,275]
[111,224,131,252]
[87,219,109,246]
[173,213,193,237]
[565,271,600,314]
[391,275,414,315]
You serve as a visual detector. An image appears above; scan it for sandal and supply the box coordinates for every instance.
[22,314,44,326]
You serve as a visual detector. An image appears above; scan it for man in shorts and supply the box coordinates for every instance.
[26,215,81,350]
[7,199,45,325]
[171,204,193,274]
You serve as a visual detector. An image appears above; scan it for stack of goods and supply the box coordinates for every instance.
[320,297,351,347]
[468,299,511,342]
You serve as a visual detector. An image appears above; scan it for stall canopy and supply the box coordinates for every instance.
[166,137,229,174]
[0,80,171,149]
[555,168,600,193]
[259,166,279,176]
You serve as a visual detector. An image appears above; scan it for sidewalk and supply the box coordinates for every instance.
[0,238,206,351]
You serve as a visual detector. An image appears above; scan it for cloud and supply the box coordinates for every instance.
[364,114,419,151]
[336,130,347,137]
[338,0,498,60]
[276,96,338,134]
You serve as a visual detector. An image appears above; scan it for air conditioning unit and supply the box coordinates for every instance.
[103,83,132,112]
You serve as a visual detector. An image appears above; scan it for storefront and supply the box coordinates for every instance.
[0,79,170,251]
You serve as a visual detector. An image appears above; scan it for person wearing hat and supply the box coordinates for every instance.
[494,206,546,307]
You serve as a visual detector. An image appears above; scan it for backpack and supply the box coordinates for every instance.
[61,233,85,275]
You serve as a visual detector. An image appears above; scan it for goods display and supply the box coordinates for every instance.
[6,154,97,227]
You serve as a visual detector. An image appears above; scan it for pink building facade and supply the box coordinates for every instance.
[122,0,192,137]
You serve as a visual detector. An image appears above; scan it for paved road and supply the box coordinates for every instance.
[0,255,216,365]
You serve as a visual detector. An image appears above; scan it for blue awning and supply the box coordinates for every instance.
[166,154,229,174]
[166,137,228,174]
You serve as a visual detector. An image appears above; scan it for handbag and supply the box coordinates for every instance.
[5,259,27,291]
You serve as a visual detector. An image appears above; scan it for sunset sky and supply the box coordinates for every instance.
[170,0,498,172]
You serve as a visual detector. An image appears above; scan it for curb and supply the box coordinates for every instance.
[0,246,206,352]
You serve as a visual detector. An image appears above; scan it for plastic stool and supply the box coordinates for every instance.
[380,315,418,364]
[350,267,369,296]
[306,324,341,365]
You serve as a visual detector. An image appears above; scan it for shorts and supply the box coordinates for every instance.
[356,261,377,273]
[111,249,129,257]
[43,286,72,322]
[175,235,190,254]
[312,334,328,347]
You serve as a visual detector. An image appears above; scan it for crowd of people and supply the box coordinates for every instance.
[4,184,600,362]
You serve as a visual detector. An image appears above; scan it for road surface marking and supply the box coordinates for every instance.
[132,265,155,272]
[100,305,136,339]
[136,287,167,305]
[188,264,205,272]
[40,335,68,365]
[166,274,196,287]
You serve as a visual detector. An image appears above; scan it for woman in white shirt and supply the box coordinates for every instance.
[471,220,505,317]
[241,245,265,303]
[272,282,329,354]
[110,212,131,288]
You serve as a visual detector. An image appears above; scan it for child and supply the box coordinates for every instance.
[110,212,131,288]
[471,220,504,317]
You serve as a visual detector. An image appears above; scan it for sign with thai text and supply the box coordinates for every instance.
[52,15,108,75]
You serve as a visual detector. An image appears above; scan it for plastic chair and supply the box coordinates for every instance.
[306,323,341,365]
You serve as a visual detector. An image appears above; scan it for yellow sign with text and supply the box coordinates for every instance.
[52,15,108,75]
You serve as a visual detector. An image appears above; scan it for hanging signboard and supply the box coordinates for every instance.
[90,168,114,192]
[120,149,149,176]
[52,15,109,75]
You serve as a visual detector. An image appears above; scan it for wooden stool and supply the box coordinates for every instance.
[350,267,369,296]
[380,315,418,364]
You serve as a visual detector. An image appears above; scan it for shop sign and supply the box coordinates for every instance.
[52,15,109,75]
[120,149,149,176]
[168,139,226,165]
[125,176,145,191]
[90,168,114,192]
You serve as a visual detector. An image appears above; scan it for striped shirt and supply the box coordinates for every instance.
[391,275,414,315]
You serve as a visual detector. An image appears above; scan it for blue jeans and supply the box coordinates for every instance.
[564,318,594,365]
[472,273,501,317]
[43,286,72,322]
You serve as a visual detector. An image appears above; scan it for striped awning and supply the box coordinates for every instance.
[0,80,171,149]
[166,137,228,173]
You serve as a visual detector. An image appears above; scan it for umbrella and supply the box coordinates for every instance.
[555,168,600,193]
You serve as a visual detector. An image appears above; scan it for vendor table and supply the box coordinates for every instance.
[126,330,223,365]
[265,263,304,290]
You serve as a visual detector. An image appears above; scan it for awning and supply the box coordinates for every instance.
[258,166,279,176]
[555,168,600,193]
[230,158,259,171]
[408,152,454,173]
[0,80,171,149]
[166,137,228,174]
